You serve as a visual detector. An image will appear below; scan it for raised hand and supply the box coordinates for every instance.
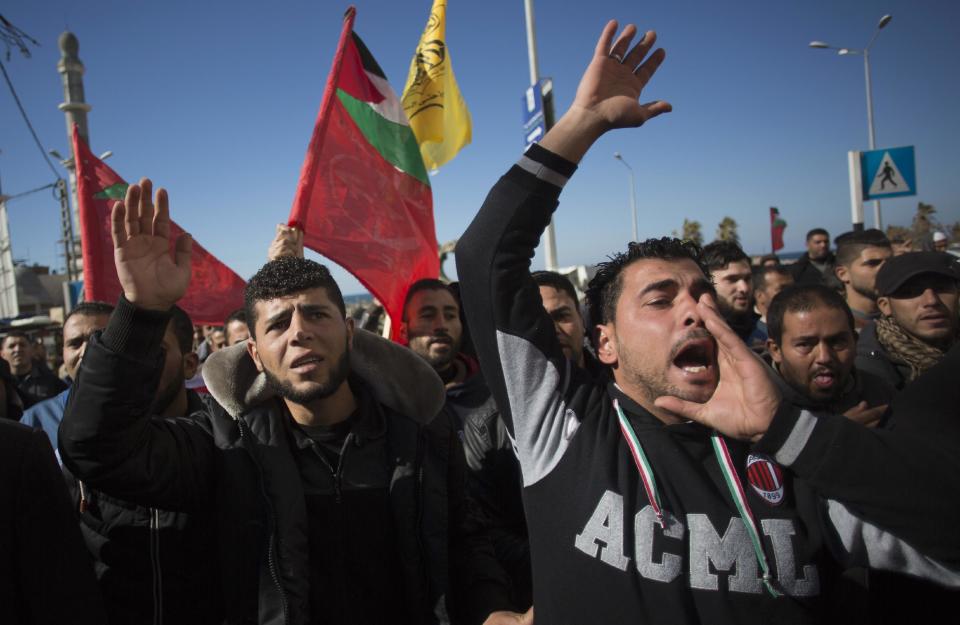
[655,295,782,442]
[267,223,304,261]
[111,178,192,311]
[540,20,671,163]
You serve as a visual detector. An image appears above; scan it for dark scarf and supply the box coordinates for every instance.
[875,316,948,382]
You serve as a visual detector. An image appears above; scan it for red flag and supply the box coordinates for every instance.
[72,127,246,326]
[770,207,787,252]
[288,7,439,340]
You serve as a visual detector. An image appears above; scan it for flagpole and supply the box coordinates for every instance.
[523,0,559,271]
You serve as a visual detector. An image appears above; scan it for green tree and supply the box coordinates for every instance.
[681,219,703,246]
[911,202,937,237]
[716,217,739,245]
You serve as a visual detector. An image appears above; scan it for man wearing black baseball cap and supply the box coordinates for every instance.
[856,251,960,390]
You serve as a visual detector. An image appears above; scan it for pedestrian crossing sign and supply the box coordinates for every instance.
[861,146,916,200]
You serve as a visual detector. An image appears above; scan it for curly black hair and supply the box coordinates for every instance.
[585,237,710,329]
[244,257,345,337]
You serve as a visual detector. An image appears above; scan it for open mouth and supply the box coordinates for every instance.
[291,354,323,369]
[811,368,836,389]
[672,338,716,374]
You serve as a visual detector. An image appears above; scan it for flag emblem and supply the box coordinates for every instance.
[746,454,785,506]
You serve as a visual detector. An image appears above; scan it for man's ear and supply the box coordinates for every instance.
[181,352,200,381]
[595,324,619,366]
[246,340,264,372]
[835,264,850,286]
[345,316,355,348]
[877,296,892,317]
[398,320,408,343]
[767,339,783,365]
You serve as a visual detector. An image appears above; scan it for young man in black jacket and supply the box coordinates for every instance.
[59,180,468,625]
[456,20,960,624]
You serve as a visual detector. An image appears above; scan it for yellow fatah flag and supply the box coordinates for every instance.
[402,0,472,170]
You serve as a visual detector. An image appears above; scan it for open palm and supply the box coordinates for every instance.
[569,21,671,130]
[111,178,192,311]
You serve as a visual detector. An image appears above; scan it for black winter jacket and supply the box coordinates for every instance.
[855,321,911,391]
[0,420,106,625]
[63,389,219,625]
[59,298,461,625]
[790,252,841,291]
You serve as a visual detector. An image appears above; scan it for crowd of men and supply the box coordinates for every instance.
[2,18,959,625]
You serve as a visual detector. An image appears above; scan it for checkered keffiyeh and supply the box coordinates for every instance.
[875,316,945,382]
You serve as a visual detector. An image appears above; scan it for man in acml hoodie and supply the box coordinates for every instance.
[456,19,960,625]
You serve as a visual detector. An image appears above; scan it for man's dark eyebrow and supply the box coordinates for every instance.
[791,330,850,343]
[639,279,679,297]
[264,308,293,327]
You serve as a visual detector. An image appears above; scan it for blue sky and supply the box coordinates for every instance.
[2,0,959,297]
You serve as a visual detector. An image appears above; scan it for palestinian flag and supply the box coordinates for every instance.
[288,7,439,340]
[770,207,787,252]
[72,126,247,325]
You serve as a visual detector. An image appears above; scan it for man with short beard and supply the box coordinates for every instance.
[702,241,758,345]
[833,229,891,331]
[765,284,892,425]
[59,180,466,624]
[791,228,841,290]
[458,19,960,624]
[401,278,535,625]
[402,279,473,387]
[857,251,960,390]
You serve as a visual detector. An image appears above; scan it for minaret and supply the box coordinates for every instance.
[57,31,90,280]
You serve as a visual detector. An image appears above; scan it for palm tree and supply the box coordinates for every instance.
[681,219,703,246]
[716,217,739,245]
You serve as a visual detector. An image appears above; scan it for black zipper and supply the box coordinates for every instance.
[238,418,289,625]
[414,428,429,600]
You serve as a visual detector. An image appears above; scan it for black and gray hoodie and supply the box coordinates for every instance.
[456,143,960,625]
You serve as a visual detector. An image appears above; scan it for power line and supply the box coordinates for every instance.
[0,57,61,180]
[1,181,57,202]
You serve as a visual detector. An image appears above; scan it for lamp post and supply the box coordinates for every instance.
[810,14,892,230]
[613,152,639,243]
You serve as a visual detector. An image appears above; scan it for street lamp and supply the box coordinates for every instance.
[613,152,639,243]
[810,14,892,230]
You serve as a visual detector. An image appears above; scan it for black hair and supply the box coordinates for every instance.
[1,331,29,347]
[755,265,793,293]
[806,228,829,242]
[586,237,710,328]
[531,271,580,307]
[169,305,195,355]
[225,308,247,327]
[759,253,780,266]
[64,301,114,326]
[244,257,346,337]
[701,240,749,272]
[766,283,855,345]
[402,278,456,322]
[834,229,891,267]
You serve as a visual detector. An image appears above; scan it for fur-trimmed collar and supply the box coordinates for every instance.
[202,329,445,424]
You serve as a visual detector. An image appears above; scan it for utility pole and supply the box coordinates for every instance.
[56,31,90,280]
[523,0,559,271]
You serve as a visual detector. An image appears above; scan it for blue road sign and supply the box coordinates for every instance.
[522,79,552,149]
[522,83,544,129]
[861,146,916,200]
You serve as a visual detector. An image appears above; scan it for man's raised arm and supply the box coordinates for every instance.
[456,21,670,443]
[59,179,215,512]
